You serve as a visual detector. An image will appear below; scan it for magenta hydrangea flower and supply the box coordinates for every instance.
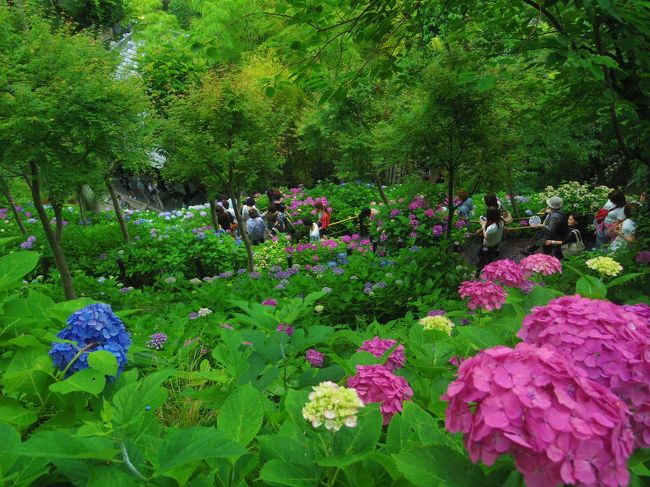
[262,299,278,307]
[520,254,562,276]
[276,323,294,337]
[306,349,324,368]
[357,336,406,371]
[622,303,650,325]
[432,225,443,237]
[458,280,506,311]
[519,295,650,447]
[442,342,635,487]
[427,309,446,317]
[347,364,413,425]
[480,259,526,288]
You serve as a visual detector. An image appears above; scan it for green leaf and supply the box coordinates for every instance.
[2,346,53,397]
[0,422,21,473]
[259,459,320,487]
[476,74,496,92]
[393,444,487,487]
[319,405,382,467]
[88,466,140,487]
[157,427,246,474]
[0,397,38,429]
[217,383,264,447]
[19,431,119,460]
[258,434,315,467]
[576,275,608,299]
[87,351,118,377]
[0,251,39,289]
[49,368,106,396]
[265,86,276,97]
[456,327,504,350]
[606,272,645,289]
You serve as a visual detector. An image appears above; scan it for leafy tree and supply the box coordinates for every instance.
[159,63,285,271]
[0,7,149,298]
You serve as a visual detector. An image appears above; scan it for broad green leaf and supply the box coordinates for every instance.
[88,466,140,487]
[0,422,21,473]
[0,397,38,429]
[2,346,53,397]
[576,275,607,299]
[157,427,246,474]
[87,351,118,377]
[259,459,320,487]
[606,272,646,289]
[0,251,39,289]
[258,434,315,466]
[19,431,119,460]
[49,368,106,396]
[217,383,263,447]
[456,327,504,350]
[476,74,496,91]
[319,405,382,467]
[393,444,487,487]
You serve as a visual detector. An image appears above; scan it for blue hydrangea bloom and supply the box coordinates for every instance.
[49,303,131,377]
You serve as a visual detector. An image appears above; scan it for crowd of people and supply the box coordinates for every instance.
[471,189,644,271]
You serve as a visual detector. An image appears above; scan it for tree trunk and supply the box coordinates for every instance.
[28,162,76,300]
[227,160,254,271]
[1,184,27,235]
[507,163,518,218]
[106,177,129,243]
[52,201,64,244]
[78,186,87,224]
[446,163,455,239]
[208,198,220,230]
[373,172,389,206]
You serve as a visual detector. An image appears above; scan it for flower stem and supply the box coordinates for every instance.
[60,342,95,377]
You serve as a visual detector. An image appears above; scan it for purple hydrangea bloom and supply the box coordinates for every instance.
[49,303,131,377]
[146,333,168,350]
[262,299,278,307]
[306,349,324,368]
[636,251,650,265]
[427,309,446,317]
[276,323,294,337]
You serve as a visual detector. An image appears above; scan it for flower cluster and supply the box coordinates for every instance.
[458,280,506,311]
[188,307,212,320]
[49,304,131,376]
[20,235,37,249]
[519,295,650,447]
[348,365,413,425]
[276,323,294,337]
[306,349,325,368]
[480,259,526,288]
[302,381,364,431]
[622,303,650,325]
[146,333,168,350]
[586,256,623,277]
[358,337,406,370]
[427,309,446,317]
[419,315,454,335]
[262,298,278,307]
[519,254,562,276]
[636,251,650,265]
[443,342,634,487]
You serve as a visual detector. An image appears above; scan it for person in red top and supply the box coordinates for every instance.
[315,202,331,236]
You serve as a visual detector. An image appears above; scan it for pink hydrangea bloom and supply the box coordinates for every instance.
[458,280,507,311]
[348,364,413,425]
[306,349,324,368]
[358,336,406,371]
[424,208,435,218]
[622,303,650,325]
[520,254,562,276]
[480,259,526,288]
[262,299,277,307]
[276,323,294,337]
[519,295,650,447]
[443,342,635,487]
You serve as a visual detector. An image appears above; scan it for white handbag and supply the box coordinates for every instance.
[561,229,585,256]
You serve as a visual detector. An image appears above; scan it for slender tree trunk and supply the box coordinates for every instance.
[77,186,87,224]
[106,177,129,243]
[52,201,63,244]
[227,163,254,272]
[446,163,455,239]
[373,172,389,206]
[208,198,219,230]
[1,184,27,235]
[28,162,76,300]
[507,163,518,218]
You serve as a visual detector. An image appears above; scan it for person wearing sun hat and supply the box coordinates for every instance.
[521,196,566,256]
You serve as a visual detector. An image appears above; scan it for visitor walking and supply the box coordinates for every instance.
[241,197,256,227]
[457,189,473,220]
[216,205,234,232]
[521,196,566,256]
[608,203,638,254]
[594,189,627,248]
[246,208,266,245]
[478,207,504,270]
[315,201,331,236]
[484,194,512,224]
[303,218,320,243]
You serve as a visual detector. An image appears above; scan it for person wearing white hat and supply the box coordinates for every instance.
[521,196,566,256]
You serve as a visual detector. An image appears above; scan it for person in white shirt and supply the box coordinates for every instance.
[478,207,504,270]
[303,218,320,243]
[609,203,638,253]
[595,190,626,248]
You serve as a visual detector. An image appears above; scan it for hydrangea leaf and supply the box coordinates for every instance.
[0,251,39,289]
[217,383,264,447]
[49,368,106,396]
[87,350,119,377]
[259,458,320,487]
[576,275,608,299]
